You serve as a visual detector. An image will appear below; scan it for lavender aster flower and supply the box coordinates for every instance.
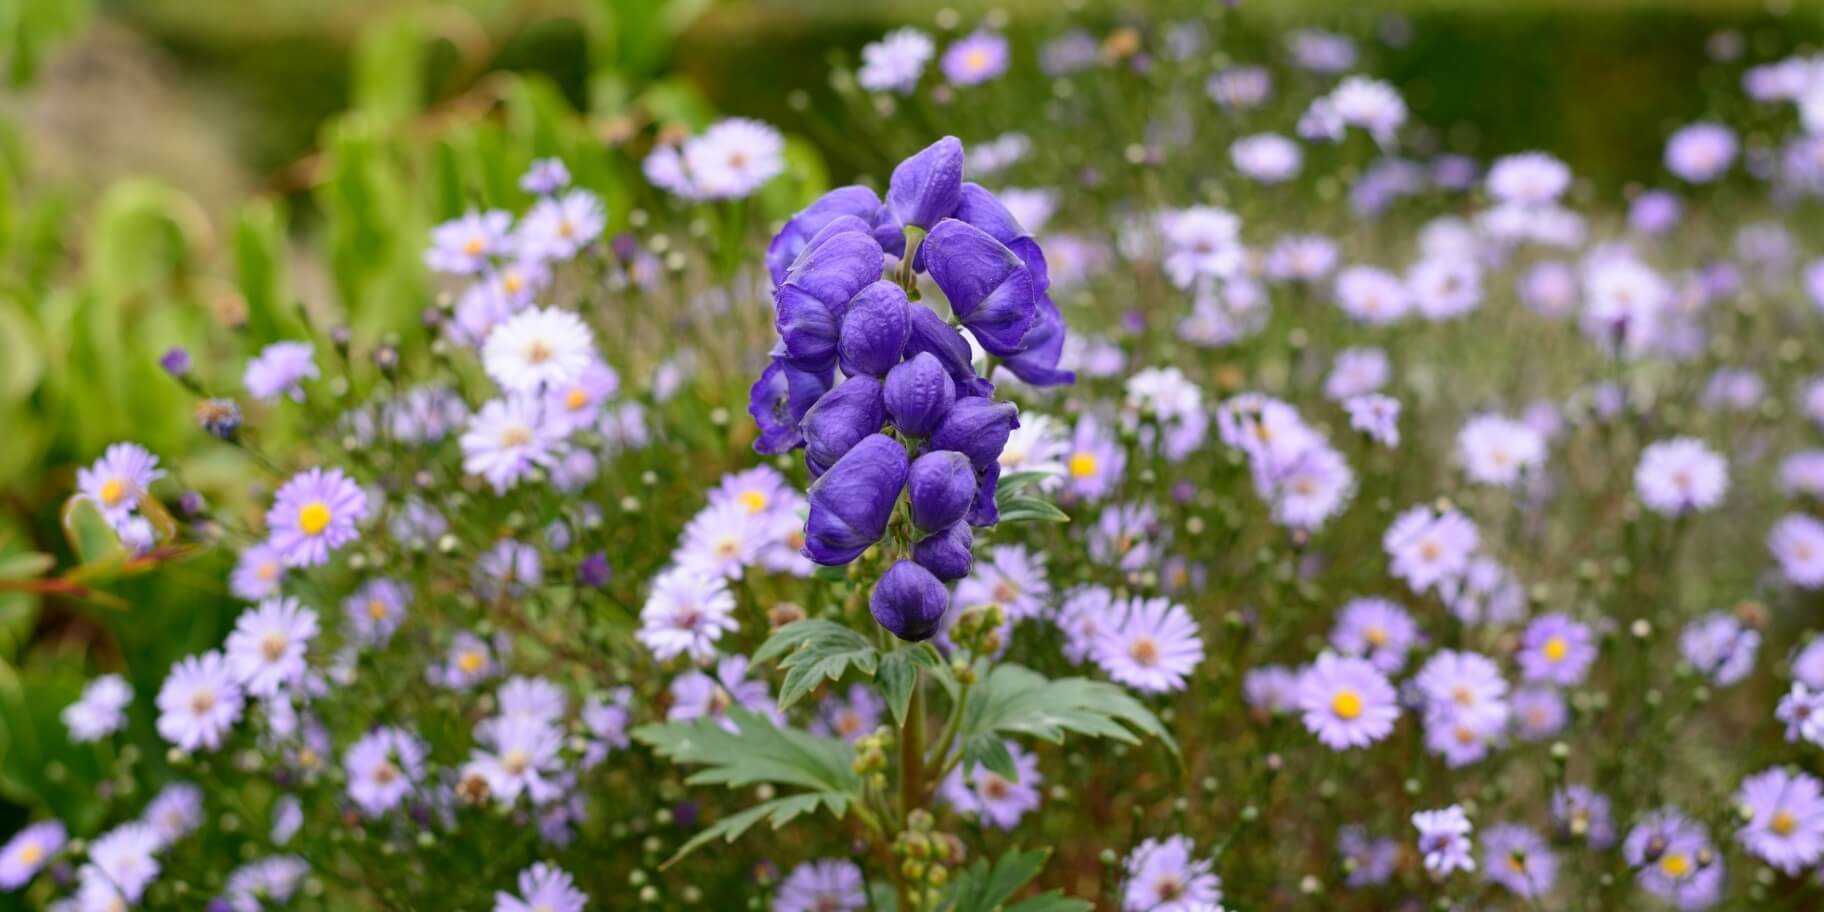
[265,467,368,568]
[1120,835,1222,912]
[244,341,319,402]
[494,862,587,912]
[63,673,132,742]
[156,651,244,752]
[343,726,425,817]
[939,741,1040,829]
[224,597,319,698]
[0,820,64,890]
[1330,597,1420,674]
[1297,653,1400,749]
[858,28,934,94]
[941,32,1009,87]
[77,442,164,527]
[1413,805,1475,876]
[1482,823,1556,898]
[1518,613,1597,685]
[427,210,511,274]
[1737,767,1824,875]
[774,859,865,912]
[1091,597,1204,694]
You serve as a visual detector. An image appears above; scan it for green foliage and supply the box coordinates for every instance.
[954,664,1178,780]
[876,643,944,727]
[0,0,89,86]
[754,619,880,712]
[941,848,1091,912]
[632,707,862,866]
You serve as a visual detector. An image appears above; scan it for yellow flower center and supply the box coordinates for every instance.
[190,689,216,714]
[738,490,769,513]
[463,237,485,256]
[502,270,524,294]
[1128,636,1160,667]
[502,749,531,775]
[1659,853,1691,879]
[257,561,280,582]
[558,219,575,239]
[17,841,41,865]
[525,340,554,364]
[367,599,389,621]
[966,49,990,72]
[1543,636,1569,663]
[100,477,128,506]
[564,388,590,411]
[499,425,533,447]
[1331,689,1363,720]
[261,632,288,661]
[1365,626,1389,648]
[297,502,332,536]
[1068,452,1100,478]
[457,650,485,675]
[372,761,398,785]
[1772,810,1797,836]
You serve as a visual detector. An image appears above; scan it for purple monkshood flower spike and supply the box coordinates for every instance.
[883,352,956,439]
[907,451,977,532]
[749,353,835,456]
[766,186,903,285]
[800,375,886,476]
[924,219,1039,357]
[928,397,1020,471]
[871,560,950,641]
[888,136,965,231]
[837,281,912,377]
[913,522,974,581]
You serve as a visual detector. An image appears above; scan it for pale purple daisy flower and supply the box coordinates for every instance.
[1327,76,1406,143]
[638,567,738,663]
[426,210,512,274]
[1091,597,1204,694]
[773,859,865,912]
[1481,823,1556,898]
[1407,257,1483,321]
[1089,502,1167,574]
[1330,597,1420,674]
[225,597,319,698]
[0,820,64,890]
[520,158,569,195]
[543,359,619,436]
[1630,189,1684,234]
[265,467,368,568]
[1415,650,1512,734]
[142,781,203,847]
[494,862,587,912]
[1324,348,1389,401]
[1230,133,1302,184]
[939,741,1041,830]
[84,822,161,902]
[1779,451,1824,498]
[1518,613,1597,685]
[1736,767,1824,875]
[223,856,309,912]
[1635,438,1728,515]
[1338,825,1398,887]
[516,190,604,262]
[1061,413,1125,503]
[1512,684,1569,740]
[1385,505,1479,595]
[1158,208,1243,290]
[76,442,164,526]
[63,673,132,742]
[1553,785,1616,848]
[1624,809,1722,909]
[344,577,410,648]
[1297,653,1400,749]
[434,631,497,690]
[230,543,287,601]
[858,28,934,94]
[1120,835,1222,912]
[1344,394,1400,446]
[1457,414,1546,487]
[1288,28,1356,72]
[482,307,595,394]
[1487,152,1571,205]
[1665,122,1738,183]
[1679,613,1760,686]
[1413,805,1475,876]
[1056,585,1120,664]
[1795,637,1824,689]
[271,795,303,845]
[461,396,565,494]
[156,651,244,752]
[343,726,425,817]
[1207,64,1272,110]
[1334,265,1411,324]
[243,341,319,403]
[1771,513,1824,588]
[1243,664,1301,716]
[941,31,1009,86]
[668,655,778,732]
[954,545,1051,623]
[465,715,565,806]
[581,689,633,768]
[674,499,770,581]
[811,684,884,744]
[1264,234,1338,282]
[1520,259,1579,318]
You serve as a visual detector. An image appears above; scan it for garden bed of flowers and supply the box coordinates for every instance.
[5,6,1824,911]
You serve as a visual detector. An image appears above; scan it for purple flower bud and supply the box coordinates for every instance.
[870,559,950,641]
[801,375,885,474]
[907,450,976,532]
[1000,293,1075,387]
[968,461,1002,527]
[928,396,1018,471]
[804,434,908,565]
[783,228,885,312]
[749,353,835,455]
[837,281,912,377]
[954,183,1050,293]
[774,285,840,370]
[925,219,1038,357]
[905,305,978,387]
[160,347,192,377]
[883,351,956,438]
[913,522,975,581]
[178,490,207,516]
[888,136,965,230]
[578,552,613,588]
[767,186,889,285]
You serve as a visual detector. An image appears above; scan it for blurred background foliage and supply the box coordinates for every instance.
[0,0,1821,861]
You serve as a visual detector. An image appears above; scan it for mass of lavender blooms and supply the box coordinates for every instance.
[17,9,1824,912]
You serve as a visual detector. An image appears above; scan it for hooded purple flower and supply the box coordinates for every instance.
[871,560,950,641]
[775,228,885,370]
[1002,293,1076,387]
[766,186,900,284]
[907,450,977,532]
[928,397,1019,471]
[888,136,964,231]
[954,183,1049,290]
[905,305,990,396]
[838,281,912,377]
[884,351,957,438]
[749,353,835,455]
[914,522,974,581]
[925,219,1037,357]
[803,434,908,565]
[801,375,885,474]
[967,461,1002,528]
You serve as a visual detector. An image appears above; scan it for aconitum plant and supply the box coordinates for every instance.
[753,136,1073,642]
